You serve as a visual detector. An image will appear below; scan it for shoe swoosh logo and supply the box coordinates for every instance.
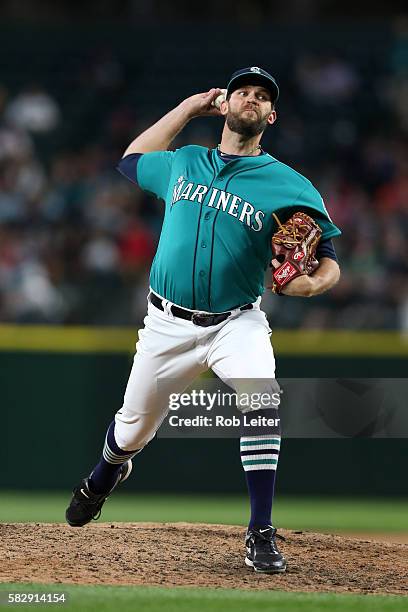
[80,488,90,498]
[259,528,270,533]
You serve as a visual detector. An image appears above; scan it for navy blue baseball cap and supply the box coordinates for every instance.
[227,67,279,104]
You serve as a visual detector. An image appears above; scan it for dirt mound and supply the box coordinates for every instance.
[1,523,407,595]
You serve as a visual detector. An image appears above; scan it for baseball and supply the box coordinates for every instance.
[212,89,227,109]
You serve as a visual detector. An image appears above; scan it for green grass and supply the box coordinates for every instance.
[0,492,407,532]
[0,584,406,612]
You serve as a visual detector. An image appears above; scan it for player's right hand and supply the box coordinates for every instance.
[180,89,224,119]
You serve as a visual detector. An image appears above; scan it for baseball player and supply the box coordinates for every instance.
[66,67,341,574]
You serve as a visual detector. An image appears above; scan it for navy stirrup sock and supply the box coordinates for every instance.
[240,431,281,528]
[88,421,137,494]
[245,468,277,528]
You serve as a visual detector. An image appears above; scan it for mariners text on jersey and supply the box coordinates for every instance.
[171,177,265,232]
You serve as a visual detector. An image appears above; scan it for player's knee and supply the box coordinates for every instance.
[236,378,281,414]
[114,428,154,452]
[114,413,157,452]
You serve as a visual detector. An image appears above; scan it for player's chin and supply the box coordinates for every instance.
[241,117,265,134]
[239,115,259,129]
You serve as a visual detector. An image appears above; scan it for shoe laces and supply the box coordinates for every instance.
[250,526,285,553]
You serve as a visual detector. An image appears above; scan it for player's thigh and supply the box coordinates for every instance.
[121,349,204,417]
[207,310,278,412]
[208,309,275,379]
[115,308,205,448]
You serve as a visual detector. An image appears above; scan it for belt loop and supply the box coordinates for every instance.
[162,299,175,319]
[229,305,243,319]
[161,298,169,315]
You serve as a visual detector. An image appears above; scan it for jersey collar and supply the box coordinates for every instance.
[211,147,276,169]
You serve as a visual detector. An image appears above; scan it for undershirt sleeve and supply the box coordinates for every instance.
[316,238,337,262]
[116,153,144,184]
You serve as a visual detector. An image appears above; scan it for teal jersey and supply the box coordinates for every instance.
[135,145,341,312]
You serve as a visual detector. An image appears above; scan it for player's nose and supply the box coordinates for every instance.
[244,93,258,105]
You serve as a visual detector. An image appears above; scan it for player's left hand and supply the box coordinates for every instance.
[280,257,340,297]
[270,211,322,295]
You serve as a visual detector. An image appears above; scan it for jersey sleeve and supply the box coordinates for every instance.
[134,150,175,200]
[290,184,341,240]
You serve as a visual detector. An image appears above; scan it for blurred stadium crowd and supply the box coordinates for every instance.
[0,18,407,329]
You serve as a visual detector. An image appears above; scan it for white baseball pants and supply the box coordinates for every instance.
[114,293,276,451]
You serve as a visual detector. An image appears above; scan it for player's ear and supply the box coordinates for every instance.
[220,99,229,116]
[267,109,277,125]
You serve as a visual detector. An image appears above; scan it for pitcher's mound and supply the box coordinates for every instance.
[1,522,406,595]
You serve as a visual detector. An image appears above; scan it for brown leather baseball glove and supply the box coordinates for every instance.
[271,211,322,294]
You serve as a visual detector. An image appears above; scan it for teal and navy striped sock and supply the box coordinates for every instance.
[88,421,139,494]
[240,433,281,528]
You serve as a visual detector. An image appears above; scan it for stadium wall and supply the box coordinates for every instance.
[1,327,407,495]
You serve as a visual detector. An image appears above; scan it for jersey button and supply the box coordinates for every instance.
[199,270,206,277]
[204,213,211,220]
[201,241,207,248]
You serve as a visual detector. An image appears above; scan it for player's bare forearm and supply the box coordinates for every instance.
[122,105,191,155]
[281,258,340,297]
[123,89,223,156]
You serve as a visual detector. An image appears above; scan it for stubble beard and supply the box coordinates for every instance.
[226,108,269,138]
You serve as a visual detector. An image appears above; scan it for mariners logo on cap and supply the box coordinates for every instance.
[250,67,261,73]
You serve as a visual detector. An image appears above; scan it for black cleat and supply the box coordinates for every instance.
[245,525,287,573]
[65,460,132,527]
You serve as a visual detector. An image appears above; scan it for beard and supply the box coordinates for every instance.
[226,107,269,138]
